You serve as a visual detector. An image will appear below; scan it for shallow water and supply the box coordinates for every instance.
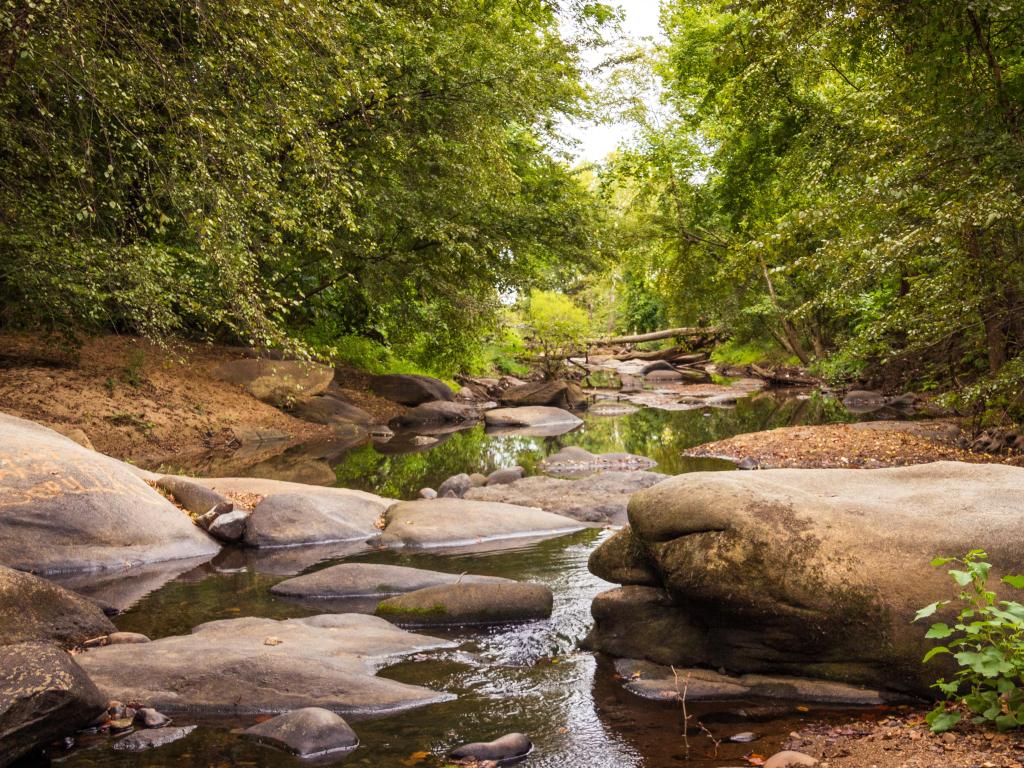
[55,390,867,768]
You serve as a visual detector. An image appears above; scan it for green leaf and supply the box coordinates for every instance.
[930,557,955,567]
[949,570,974,587]
[1002,575,1024,589]
[925,708,961,733]
[925,623,953,639]
[923,646,951,663]
[915,601,942,621]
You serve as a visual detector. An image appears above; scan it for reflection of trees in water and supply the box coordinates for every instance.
[330,392,854,499]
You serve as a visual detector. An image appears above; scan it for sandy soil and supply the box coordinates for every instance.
[0,333,400,468]
[684,419,1018,469]
[780,709,1024,768]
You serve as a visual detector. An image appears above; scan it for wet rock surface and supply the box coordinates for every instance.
[242,707,358,757]
[449,732,533,762]
[113,726,196,753]
[465,471,665,524]
[76,614,455,715]
[483,406,583,433]
[0,565,116,646]
[538,446,658,475]
[0,413,219,574]
[379,498,585,548]
[587,461,1024,696]
[271,563,512,599]
[0,642,107,766]
[377,582,553,626]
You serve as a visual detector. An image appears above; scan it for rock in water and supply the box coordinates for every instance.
[271,563,512,599]
[483,406,583,433]
[206,509,250,543]
[449,733,533,763]
[379,498,584,548]
[242,707,358,757]
[377,582,553,625]
[76,614,454,715]
[0,414,219,574]
[538,446,657,475]
[113,726,196,752]
[0,565,116,646]
[369,374,454,406]
[586,462,1024,696]
[499,380,585,409]
[0,643,107,766]
[392,401,479,427]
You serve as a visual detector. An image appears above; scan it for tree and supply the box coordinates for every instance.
[522,290,591,378]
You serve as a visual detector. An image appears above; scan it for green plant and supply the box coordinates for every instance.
[915,550,1024,732]
[122,349,146,387]
[522,290,591,378]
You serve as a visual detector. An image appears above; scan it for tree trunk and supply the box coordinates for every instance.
[757,254,811,365]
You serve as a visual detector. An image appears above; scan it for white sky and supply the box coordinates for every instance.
[561,1,666,164]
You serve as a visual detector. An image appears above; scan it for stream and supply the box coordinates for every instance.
[56,390,873,768]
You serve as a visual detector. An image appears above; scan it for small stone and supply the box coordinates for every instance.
[242,707,358,757]
[468,473,488,488]
[737,457,759,470]
[113,726,196,752]
[411,436,437,447]
[940,732,956,744]
[196,500,235,530]
[438,473,473,499]
[730,731,758,743]
[207,509,250,542]
[419,487,438,499]
[134,708,171,729]
[764,751,818,768]
[108,717,134,734]
[106,632,151,645]
[449,733,532,763]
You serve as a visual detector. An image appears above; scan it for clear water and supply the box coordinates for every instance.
[53,391,866,768]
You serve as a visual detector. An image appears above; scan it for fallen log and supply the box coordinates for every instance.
[591,327,720,345]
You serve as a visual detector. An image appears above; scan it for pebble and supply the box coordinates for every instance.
[134,708,171,729]
[729,731,758,743]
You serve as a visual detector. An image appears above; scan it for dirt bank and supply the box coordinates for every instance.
[684,419,1018,469]
[0,334,399,468]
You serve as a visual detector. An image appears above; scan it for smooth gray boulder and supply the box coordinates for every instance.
[393,401,479,427]
[294,395,374,426]
[207,509,249,543]
[271,563,511,599]
[76,614,454,716]
[113,726,196,753]
[498,380,585,409]
[0,643,107,765]
[242,707,358,757]
[211,358,334,407]
[485,466,524,486]
[438,473,472,498]
[377,582,553,625]
[379,498,584,548]
[0,414,219,574]
[587,461,1024,696]
[449,732,533,763]
[587,528,660,587]
[539,446,657,475]
[154,476,230,517]
[465,472,665,524]
[612,659,898,706]
[0,565,115,647]
[369,374,454,406]
[484,406,582,432]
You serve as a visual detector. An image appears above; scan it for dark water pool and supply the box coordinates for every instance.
[54,390,868,768]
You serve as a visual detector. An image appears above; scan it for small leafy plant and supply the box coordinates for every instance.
[915,549,1024,732]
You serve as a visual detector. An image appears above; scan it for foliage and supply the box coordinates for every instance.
[916,550,1024,732]
[521,290,592,377]
[0,0,606,369]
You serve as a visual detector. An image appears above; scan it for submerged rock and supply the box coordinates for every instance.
[76,614,454,716]
[0,414,219,574]
[0,643,107,766]
[242,707,358,757]
[449,732,533,763]
[465,472,664,524]
[0,565,116,647]
[586,461,1024,696]
[271,563,511,599]
[379,498,584,548]
[377,582,553,626]
[113,726,196,753]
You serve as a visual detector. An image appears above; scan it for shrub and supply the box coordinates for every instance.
[916,550,1024,732]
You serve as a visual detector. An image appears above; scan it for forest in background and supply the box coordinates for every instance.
[1,1,1022,424]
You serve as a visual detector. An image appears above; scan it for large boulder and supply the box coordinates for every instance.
[76,614,454,716]
[0,566,115,647]
[0,414,219,574]
[379,498,585,548]
[484,406,582,434]
[369,374,454,406]
[377,582,553,626]
[586,462,1024,696]
[243,491,389,548]
[465,472,665,524]
[293,395,375,427]
[499,380,586,409]
[271,563,512,599]
[211,358,335,407]
[0,643,107,766]
[392,401,480,428]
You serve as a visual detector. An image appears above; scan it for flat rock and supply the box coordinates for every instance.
[76,614,454,716]
[211,358,334,407]
[369,374,453,406]
[271,563,512,599]
[243,492,386,548]
[293,395,374,426]
[498,380,585,409]
[242,707,358,757]
[392,401,479,427]
[539,446,657,475]
[449,732,532,762]
[113,726,197,752]
[0,565,115,646]
[0,643,107,766]
[0,414,219,574]
[465,472,665,524]
[588,461,1024,696]
[484,406,583,431]
[377,582,553,625]
[613,659,903,706]
[379,498,584,548]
